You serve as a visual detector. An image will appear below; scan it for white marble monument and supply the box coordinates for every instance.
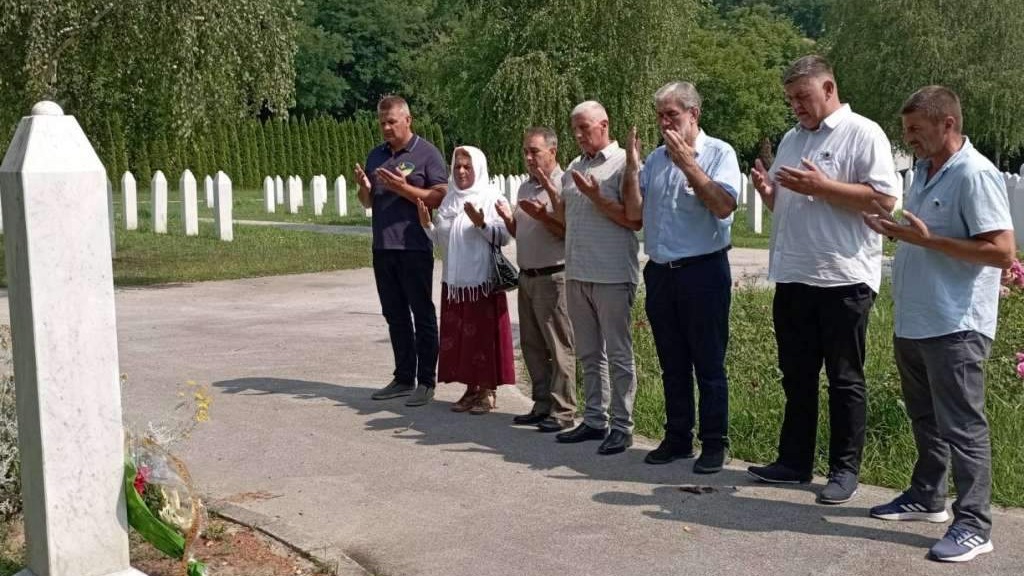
[204,174,214,208]
[274,174,284,205]
[746,171,763,234]
[286,175,301,214]
[214,171,233,242]
[0,100,147,576]
[180,169,199,236]
[334,175,348,216]
[263,175,275,214]
[151,170,167,234]
[122,171,137,230]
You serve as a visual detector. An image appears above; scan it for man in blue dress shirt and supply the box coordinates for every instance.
[864,86,1015,563]
[622,81,741,474]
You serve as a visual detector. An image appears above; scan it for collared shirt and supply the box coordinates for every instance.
[639,130,742,262]
[365,134,448,251]
[768,104,901,292]
[562,141,639,284]
[893,137,1013,339]
[514,167,566,269]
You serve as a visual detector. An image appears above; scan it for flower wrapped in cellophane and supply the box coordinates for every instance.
[124,380,212,576]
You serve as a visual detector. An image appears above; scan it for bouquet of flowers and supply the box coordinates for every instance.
[124,380,212,576]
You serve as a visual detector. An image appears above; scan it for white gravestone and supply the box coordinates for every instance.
[214,171,233,241]
[275,175,284,205]
[0,101,147,576]
[151,170,167,234]
[334,175,348,216]
[296,175,304,207]
[204,174,214,208]
[746,172,763,234]
[738,173,748,206]
[263,175,275,214]
[286,175,301,214]
[313,175,327,216]
[180,169,199,236]
[122,171,137,230]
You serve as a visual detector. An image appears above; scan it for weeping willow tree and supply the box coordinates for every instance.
[413,0,809,172]
[0,0,299,164]
[826,0,1024,166]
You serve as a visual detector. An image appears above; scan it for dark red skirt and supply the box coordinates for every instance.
[438,283,516,389]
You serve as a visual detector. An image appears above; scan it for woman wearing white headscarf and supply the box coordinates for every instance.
[416,145,515,414]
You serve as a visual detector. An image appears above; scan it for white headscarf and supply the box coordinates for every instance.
[435,146,505,301]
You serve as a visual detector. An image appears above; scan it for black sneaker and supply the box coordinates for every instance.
[818,471,858,504]
[644,438,695,465]
[693,446,728,474]
[747,462,812,484]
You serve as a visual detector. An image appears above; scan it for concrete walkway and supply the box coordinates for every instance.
[2,255,1021,576]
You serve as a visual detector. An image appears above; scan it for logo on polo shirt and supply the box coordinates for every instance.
[396,161,415,177]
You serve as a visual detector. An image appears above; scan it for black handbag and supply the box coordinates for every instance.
[487,225,519,292]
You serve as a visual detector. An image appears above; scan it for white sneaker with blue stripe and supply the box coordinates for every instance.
[929,524,993,562]
[869,491,950,522]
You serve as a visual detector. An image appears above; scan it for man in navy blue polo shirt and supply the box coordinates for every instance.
[356,95,448,407]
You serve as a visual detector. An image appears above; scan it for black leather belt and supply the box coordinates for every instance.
[521,264,565,277]
[651,246,730,269]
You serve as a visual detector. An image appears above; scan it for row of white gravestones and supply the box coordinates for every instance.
[120,169,230,240]
[272,173,355,217]
[0,101,147,576]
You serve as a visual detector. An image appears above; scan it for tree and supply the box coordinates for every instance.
[826,0,1024,165]
[0,0,299,155]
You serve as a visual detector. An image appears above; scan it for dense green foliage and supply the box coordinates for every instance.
[825,0,1024,165]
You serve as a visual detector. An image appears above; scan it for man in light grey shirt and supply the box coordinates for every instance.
[549,100,641,455]
[497,127,577,433]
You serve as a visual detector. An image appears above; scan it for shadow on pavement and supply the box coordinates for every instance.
[213,376,936,551]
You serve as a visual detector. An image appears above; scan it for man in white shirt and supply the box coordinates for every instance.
[747,55,900,505]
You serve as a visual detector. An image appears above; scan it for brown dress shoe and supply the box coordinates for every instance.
[469,389,497,415]
[450,387,479,412]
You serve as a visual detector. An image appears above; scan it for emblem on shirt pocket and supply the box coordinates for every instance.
[396,161,415,177]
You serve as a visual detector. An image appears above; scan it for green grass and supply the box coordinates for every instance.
[631,283,1024,507]
[0,211,372,287]
[730,205,772,250]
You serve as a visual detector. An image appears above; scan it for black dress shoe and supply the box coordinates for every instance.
[597,429,633,455]
[644,438,696,465]
[555,423,608,443]
[512,412,547,425]
[537,417,574,433]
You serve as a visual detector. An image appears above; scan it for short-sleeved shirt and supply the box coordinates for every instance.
[893,137,1013,339]
[639,130,742,262]
[365,134,448,251]
[562,141,639,284]
[514,167,565,269]
[768,104,901,292]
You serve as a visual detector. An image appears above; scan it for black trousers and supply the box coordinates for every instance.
[772,282,875,476]
[644,250,731,449]
[372,249,438,387]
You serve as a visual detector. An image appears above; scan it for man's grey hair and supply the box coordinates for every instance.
[524,126,558,149]
[902,85,963,132]
[570,100,608,121]
[654,81,702,111]
[377,94,411,116]
[782,55,834,85]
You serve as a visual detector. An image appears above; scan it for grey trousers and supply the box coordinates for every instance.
[894,331,993,537]
[518,271,577,422]
[567,279,638,433]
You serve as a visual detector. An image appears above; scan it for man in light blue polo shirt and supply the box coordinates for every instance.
[864,86,1015,563]
[622,81,741,474]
